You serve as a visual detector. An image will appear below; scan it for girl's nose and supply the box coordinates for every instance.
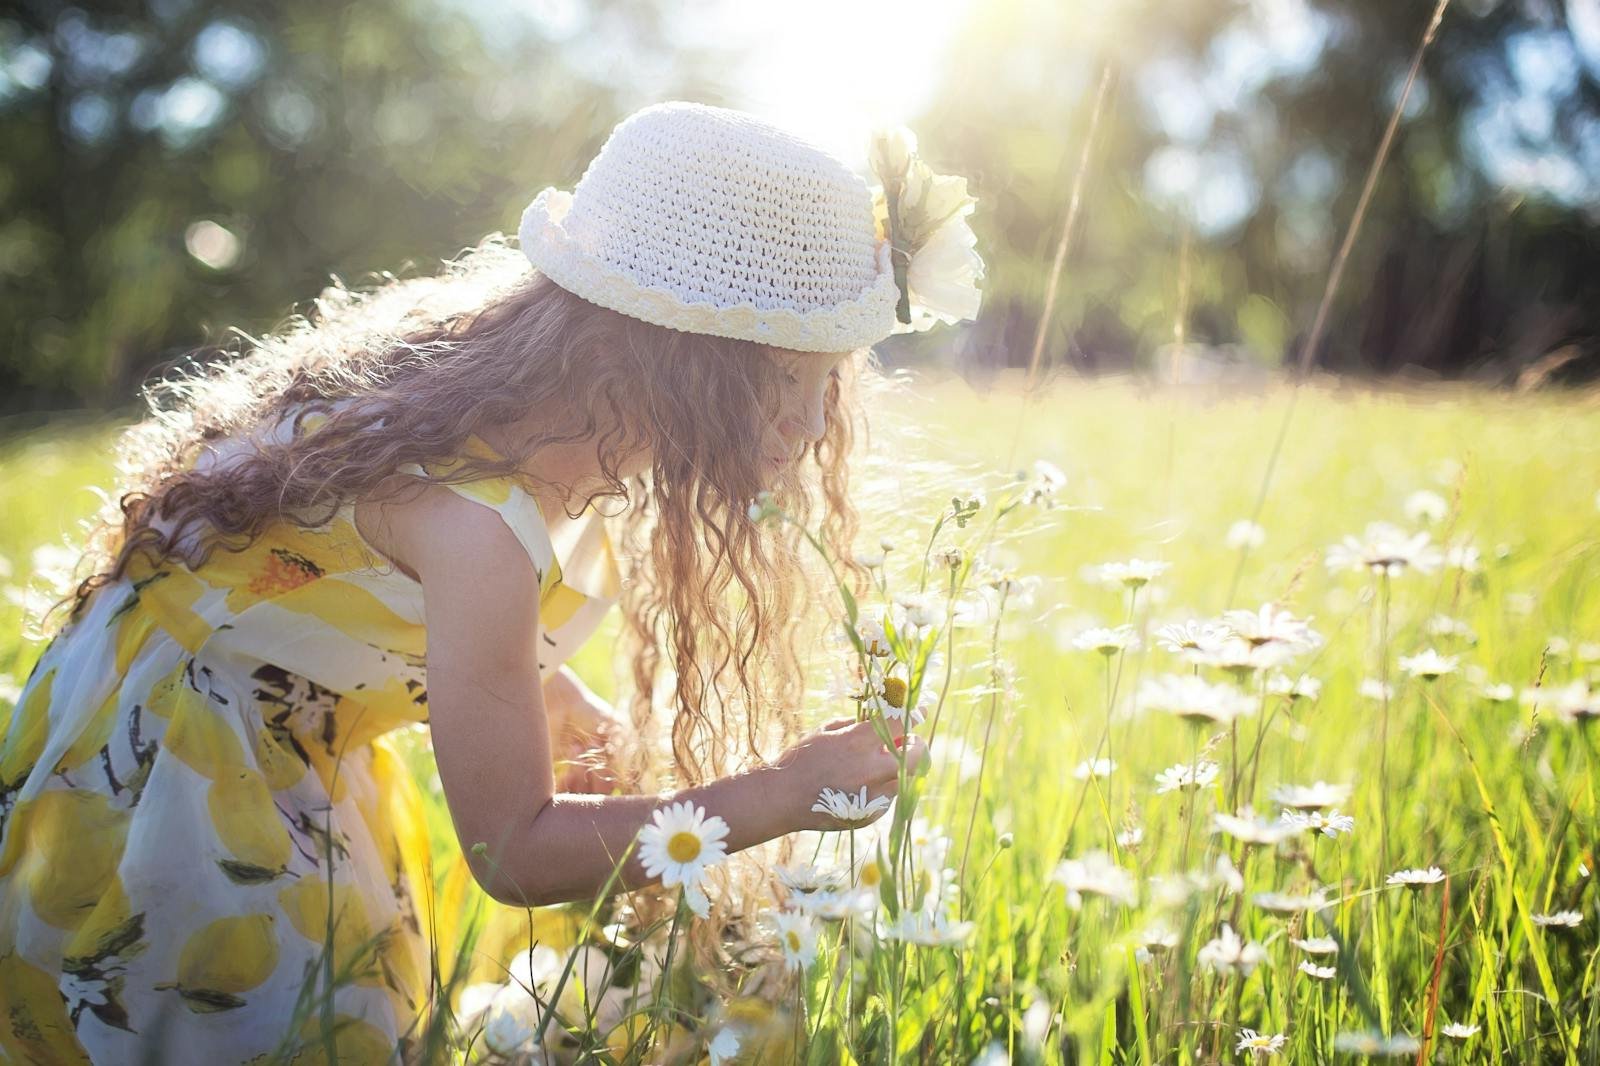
[800,387,828,443]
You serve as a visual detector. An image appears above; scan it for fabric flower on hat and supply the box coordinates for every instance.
[868,126,985,333]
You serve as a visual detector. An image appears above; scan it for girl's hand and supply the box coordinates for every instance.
[769,715,929,832]
[545,669,623,794]
[550,700,621,794]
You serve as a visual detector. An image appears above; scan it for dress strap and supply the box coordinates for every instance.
[394,438,563,594]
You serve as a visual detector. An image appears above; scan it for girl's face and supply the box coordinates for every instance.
[761,348,851,482]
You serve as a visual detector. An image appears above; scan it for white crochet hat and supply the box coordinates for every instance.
[518,101,901,353]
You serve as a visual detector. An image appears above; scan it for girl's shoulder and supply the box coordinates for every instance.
[354,434,566,596]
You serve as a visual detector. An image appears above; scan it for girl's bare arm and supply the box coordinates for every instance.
[375,481,916,906]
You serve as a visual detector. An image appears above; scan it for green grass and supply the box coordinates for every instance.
[2,376,1598,1063]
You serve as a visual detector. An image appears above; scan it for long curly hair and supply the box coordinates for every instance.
[58,235,874,791]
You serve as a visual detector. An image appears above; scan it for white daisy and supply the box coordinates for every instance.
[1094,558,1170,589]
[1235,1029,1287,1056]
[1440,1022,1479,1040]
[1221,604,1321,650]
[1530,910,1582,928]
[1290,935,1339,955]
[1521,681,1599,723]
[1137,674,1257,725]
[683,879,711,918]
[880,909,975,946]
[1385,866,1445,888]
[1403,489,1448,524]
[1156,619,1233,657]
[1444,540,1482,573]
[1425,614,1477,642]
[791,888,877,921]
[1021,459,1068,507]
[1359,678,1395,701]
[1212,809,1302,846]
[893,591,944,631]
[1072,624,1141,655]
[1140,924,1180,953]
[774,862,846,896]
[861,674,924,724]
[1225,519,1267,550]
[1325,522,1443,576]
[1050,851,1138,909]
[481,985,539,1055]
[1190,637,1302,677]
[1072,758,1117,781]
[1299,960,1338,980]
[1398,649,1457,680]
[1280,808,1355,838]
[812,786,891,828]
[636,801,730,890]
[1480,682,1515,702]
[1265,672,1322,701]
[1210,854,1246,895]
[1271,781,1351,810]
[1253,889,1330,913]
[855,615,893,657]
[708,1026,741,1066]
[772,909,819,970]
[1197,924,1268,975]
[1154,761,1221,794]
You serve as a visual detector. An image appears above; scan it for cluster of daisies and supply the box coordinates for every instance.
[456,473,1599,1063]
[1039,497,1598,1056]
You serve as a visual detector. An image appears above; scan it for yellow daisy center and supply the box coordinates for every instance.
[860,862,881,887]
[881,676,908,709]
[667,831,702,863]
[786,930,802,952]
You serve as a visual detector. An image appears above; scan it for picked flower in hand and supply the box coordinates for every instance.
[868,125,985,333]
[812,785,892,828]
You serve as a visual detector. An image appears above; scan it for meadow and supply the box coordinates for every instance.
[2,374,1598,1064]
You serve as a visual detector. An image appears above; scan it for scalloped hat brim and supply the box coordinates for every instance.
[517,187,901,353]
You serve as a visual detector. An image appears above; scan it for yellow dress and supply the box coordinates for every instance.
[0,407,621,1065]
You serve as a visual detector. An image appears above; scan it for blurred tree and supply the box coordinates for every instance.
[905,0,1600,384]
[0,0,728,412]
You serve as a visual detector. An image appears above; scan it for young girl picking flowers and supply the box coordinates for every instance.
[0,100,982,1063]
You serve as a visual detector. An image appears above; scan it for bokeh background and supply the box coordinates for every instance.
[4,0,1600,420]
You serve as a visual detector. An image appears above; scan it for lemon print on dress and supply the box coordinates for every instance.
[252,724,307,791]
[0,667,54,790]
[0,951,93,1064]
[278,878,383,987]
[209,767,292,883]
[162,679,247,779]
[53,685,120,776]
[156,913,279,1013]
[7,788,130,930]
[263,1014,394,1066]
[116,564,211,655]
[63,874,145,966]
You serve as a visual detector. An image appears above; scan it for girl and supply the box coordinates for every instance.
[0,100,981,1063]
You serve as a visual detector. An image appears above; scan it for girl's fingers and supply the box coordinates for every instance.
[866,733,929,781]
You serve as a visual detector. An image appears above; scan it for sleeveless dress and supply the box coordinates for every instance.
[0,407,622,1065]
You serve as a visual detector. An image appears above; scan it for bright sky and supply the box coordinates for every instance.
[668,0,977,172]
